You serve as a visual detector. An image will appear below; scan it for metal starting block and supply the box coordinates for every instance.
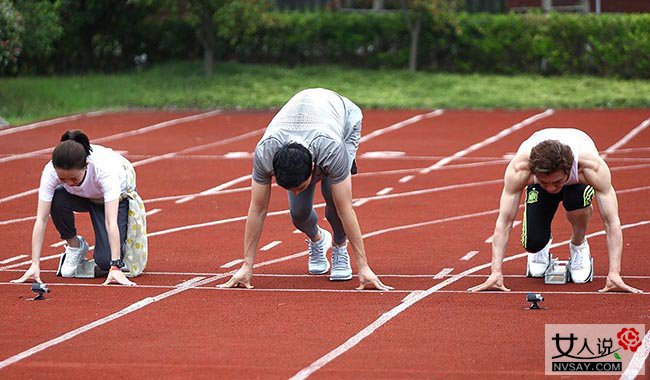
[544,257,570,284]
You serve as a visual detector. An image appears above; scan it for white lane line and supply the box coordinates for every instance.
[460,251,479,261]
[352,199,369,207]
[145,208,161,216]
[174,276,206,288]
[433,268,454,279]
[0,215,37,226]
[289,219,650,380]
[220,259,244,269]
[0,111,107,137]
[0,255,28,264]
[132,128,265,167]
[603,117,650,158]
[0,110,221,165]
[359,110,444,143]
[485,220,521,243]
[175,174,251,204]
[419,109,554,174]
[360,151,405,158]
[376,187,393,196]
[293,229,301,234]
[621,329,650,380]
[398,175,415,183]
[260,241,281,251]
[0,188,39,204]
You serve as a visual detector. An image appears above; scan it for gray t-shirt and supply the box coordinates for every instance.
[253,88,363,185]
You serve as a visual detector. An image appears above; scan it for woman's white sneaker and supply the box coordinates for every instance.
[330,244,352,281]
[308,228,331,275]
[57,236,89,278]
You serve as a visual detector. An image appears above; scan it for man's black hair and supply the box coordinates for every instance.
[273,142,312,189]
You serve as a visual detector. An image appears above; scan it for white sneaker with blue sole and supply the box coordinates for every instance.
[330,243,352,281]
[307,228,331,275]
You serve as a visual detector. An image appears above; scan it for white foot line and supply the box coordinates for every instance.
[621,329,650,380]
[359,110,444,143]
[603,118,650,158]
[289,219,650,380]
[0,111,108,137]
[0,110,221,164]
[419,109,554,174]
[0,255,28,264]
[460,251,479,261]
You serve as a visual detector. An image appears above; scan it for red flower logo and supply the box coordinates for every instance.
[617,328,642,352]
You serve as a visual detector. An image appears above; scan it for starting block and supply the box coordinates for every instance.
[544,257,570,284]
[544,256,595,284]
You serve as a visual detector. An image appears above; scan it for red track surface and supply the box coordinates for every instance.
[0,109,648,379]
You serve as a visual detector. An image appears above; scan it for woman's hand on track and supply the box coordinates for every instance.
[103,269,136,286]
[11,263,42,284]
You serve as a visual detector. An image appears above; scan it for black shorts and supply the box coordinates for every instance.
[520,183,595,253]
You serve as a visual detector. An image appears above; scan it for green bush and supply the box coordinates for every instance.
[0,0,23,75]
[13,0,62,74]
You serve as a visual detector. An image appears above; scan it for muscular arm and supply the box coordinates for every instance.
[581,152,641,293]
[469,157,528,292]
[581,154,622,274]
[491,160,527,274]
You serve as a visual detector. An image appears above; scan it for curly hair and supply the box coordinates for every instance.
[529,140,573,175]
[272,142,312,189]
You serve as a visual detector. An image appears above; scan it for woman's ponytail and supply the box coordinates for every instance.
[52,130,93,169]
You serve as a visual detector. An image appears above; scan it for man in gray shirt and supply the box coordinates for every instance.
[219,88,392,290]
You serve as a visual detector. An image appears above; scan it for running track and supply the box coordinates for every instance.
[0,109,648,379]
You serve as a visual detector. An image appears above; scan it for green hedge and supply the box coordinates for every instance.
[8,8,650,78]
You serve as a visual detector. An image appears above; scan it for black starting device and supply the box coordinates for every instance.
[31,282,50,301]
[526,292,543,310]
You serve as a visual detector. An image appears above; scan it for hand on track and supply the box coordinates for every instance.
[103,269,136,286]
[599,273,642,294]
[357,266,393,291]
[11,263,42,284]
[218,265,254,289]
[467,272,510,292]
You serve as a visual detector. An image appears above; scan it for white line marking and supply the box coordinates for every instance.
[0,111,107,137]
[360,151,405,158]
[419,109,554,174]
[621,329,650,380]
[359,110,444,143]
[0,188,39,204]
[175,174,251,204]
[132,128,264,167]
[352,199,369,207]
[375,187,393,196]
[260,241,281,251]
[603,117,650,158]
[293,229,301,234]
[0,111,221,164]
[223,152,252,158]
[460,251,479,261]
[145,208,161,216]
[174,276,206,288]
[398,175,415,183]
[289,219,650,380]
[0,216,37,226]
[0,255,28,264]
[433,268,454,279]
[220,259,244,269]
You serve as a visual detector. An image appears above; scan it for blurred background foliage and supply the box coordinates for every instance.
[0,0,649,78]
